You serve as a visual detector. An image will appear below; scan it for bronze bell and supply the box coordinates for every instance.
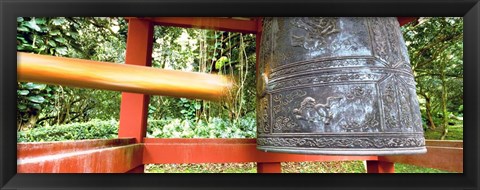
[256,17,426,155]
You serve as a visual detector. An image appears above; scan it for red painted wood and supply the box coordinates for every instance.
[17,144,143,173]
[118,18,154,144]
[17,138,135,159]
[379,146,463,173]
[142,138,377,164]
[257,162,282,173]
[366,160,395,173]
[425,140,463,148]
[126,17,414,35]
[141,17,258,34]
[397,17,419,26]
[16,138,462,173]
[135,17,413,33]
[127,165,145,173]
[255,18,263,82]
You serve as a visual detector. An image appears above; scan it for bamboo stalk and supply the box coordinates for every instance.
[17,52,232,101]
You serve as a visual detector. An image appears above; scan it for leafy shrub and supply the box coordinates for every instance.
[18,117,257,142]
[17,119,119,142]
[146,117,256,138]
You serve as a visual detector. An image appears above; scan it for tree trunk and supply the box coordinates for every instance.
[22,114,39,130]
[425,96,436,130]
[440,65,449,140]
[17,118,24,131]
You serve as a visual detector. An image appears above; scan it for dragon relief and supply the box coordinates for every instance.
[292,96,342,132]
[290,17,340,50]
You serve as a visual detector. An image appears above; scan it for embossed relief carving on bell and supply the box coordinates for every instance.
[256,17,426,155]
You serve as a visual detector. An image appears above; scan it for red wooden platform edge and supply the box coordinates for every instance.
[17,138,462,173]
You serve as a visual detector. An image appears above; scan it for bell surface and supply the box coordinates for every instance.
[256,17,427,155]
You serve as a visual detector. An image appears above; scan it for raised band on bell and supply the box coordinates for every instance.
[256,17,427,155]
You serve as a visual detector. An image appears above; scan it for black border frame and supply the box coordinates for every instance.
[1,0,479,190]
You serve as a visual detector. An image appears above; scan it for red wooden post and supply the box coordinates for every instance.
[118,18,154,173]
[127,165,145,173]
[366,160,395,173]
[257,162,282,173]
[397,17,419,26]
[255,17,262,77]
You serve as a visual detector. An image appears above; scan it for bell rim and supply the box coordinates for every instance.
[256,146,427,156]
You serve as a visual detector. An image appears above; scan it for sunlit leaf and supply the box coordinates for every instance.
[49,30,61,36]
[35,18,47,25]
[27,96,45,103]
[17,90,30,95]
[17,26,29,32]
[55,46,68,55]
[24,83,47,90]
[54,37,67,44]
[24,19,42,32]
[51,18,66,26]
[47,40,57,47]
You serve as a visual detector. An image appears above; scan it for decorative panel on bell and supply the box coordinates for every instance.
[256,17,426,155]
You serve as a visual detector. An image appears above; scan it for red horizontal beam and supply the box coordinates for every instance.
[17,138,135,159]
[142,138,377,164]
[16,138,463,173]
[131,17,259,34]
[17,144,143,173]
[425,140,463,148]
[131,17,414,34]
[379,146,463,173]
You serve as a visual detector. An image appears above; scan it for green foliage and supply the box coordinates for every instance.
[17,82,48,111]
[215,56,229,70]
[402,17,463,137]
[17,119,118,142]
[148,26,257,132]
[146,117,256,138]
[17,82,56,130]
[145,163,257,173]
[17,17,126,130]
[424,120,463,140]
[18,117,256,142]
[146,161,453,173]
[395,163,451,173]
[17,17,76,55]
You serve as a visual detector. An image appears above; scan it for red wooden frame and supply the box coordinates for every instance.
[17,138,143,173]
[17,138,462,173]
[142,138,377,164]
[19,17,459,174]
[142,17,259,34]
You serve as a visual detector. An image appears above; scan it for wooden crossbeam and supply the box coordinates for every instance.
[17,138,463,173]
[17,52,231,102]
[129,17,414,34]
[425,140,463,148]
[17,138,142,173]
[142,138,377,164]
[17,138,135,159]
[379,141,463,173]
[129,17,259,34]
